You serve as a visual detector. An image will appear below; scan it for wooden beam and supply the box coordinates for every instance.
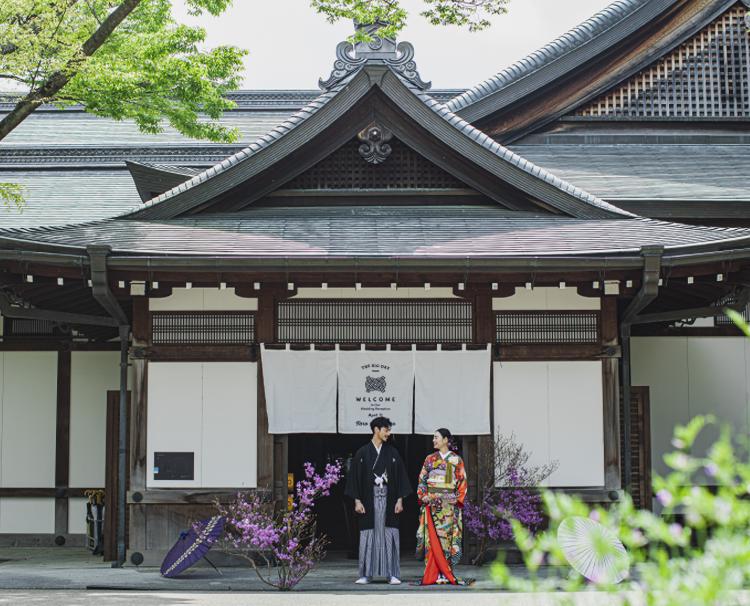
[128,297,149,560]
[0,341,121,352]
[146,344,256,362]
[54,349,71,538]
[0,488,89,497]
[127,489,270,505]
[602,357,621,491]
[255,290,276,494]
[497,343,620,361]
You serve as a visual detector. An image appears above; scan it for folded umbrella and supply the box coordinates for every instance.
[160,515,225,578]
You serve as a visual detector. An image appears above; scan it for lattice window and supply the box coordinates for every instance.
[576,6,750,118]
[277,299,472,343]
[281,138,465,190]
[4,318,59,337]
[715,304,750,324]
[495,311,600,344]
[151,312,256,344]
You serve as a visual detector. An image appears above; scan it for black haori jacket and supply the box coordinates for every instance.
[345,441,413,530]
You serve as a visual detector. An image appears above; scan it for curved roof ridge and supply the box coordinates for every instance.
[404,80,635,218]
[124,76,355,217]
[446,0,653,113]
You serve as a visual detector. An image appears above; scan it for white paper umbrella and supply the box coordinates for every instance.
[558,516,629,584]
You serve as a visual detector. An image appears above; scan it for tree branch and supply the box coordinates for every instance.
[0,0,142,141]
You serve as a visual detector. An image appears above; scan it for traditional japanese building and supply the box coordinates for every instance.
[1,0,750,566]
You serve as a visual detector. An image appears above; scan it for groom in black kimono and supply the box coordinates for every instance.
[345,416,412,585]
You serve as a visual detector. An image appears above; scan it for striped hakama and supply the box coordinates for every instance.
[358,485,400,579]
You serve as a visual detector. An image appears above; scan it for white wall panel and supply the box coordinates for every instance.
[548,362,604,486]
[202,363,257,487]
[688,338,747,455]
[150,288,257,311]
[69,352,122,487]
[0,352,3,487]
[493,287,600,311]
[632,337,750,480]
[148,361,258,488]
[1,352,57,487]
[0,497,54,533]
[493,361,604,487]
[68,497,88,534]
[493,362,550,475]
[631,338,689,478]
[147,363,203,488]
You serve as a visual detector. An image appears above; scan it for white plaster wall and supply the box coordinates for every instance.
[1,352,57,487]
[632,337,750,478]
[202,363,257,487]
[147,361,258,488]
[147,362,203,488]
[150,288,258,311]
[69,351,123,488]
[0,497,55,533]
[493,286,600,310]
[493,361,604,487]
[68,497,88,535]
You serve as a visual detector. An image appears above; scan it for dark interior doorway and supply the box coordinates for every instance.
[288,433,433,556]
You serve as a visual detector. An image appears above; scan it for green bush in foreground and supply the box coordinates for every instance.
[493,312,750,605]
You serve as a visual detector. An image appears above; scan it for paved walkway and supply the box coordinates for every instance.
[0,590,647,605]
[0,547,501,592]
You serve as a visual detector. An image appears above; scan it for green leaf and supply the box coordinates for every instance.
[0,182,25,212]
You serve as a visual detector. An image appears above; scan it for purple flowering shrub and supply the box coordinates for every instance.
[216,460,342,590]
[465,433,557,565]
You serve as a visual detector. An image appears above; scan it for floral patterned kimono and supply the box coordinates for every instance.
[416,450,468,585]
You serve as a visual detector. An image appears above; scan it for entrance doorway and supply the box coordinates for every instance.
[288,433,434,556]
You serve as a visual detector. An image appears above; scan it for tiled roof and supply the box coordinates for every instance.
[508,144,750,202]
[1,206,747,257]
[128,65,632,220]
[0,169,140,229]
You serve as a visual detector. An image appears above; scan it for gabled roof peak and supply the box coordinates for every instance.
[319,22,431,91]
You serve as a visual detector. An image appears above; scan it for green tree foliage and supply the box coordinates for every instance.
[0,0,509,211]
[0,0,246,143]
[0,183,25,211]
[491,312,750,605]
[312,0,509,41]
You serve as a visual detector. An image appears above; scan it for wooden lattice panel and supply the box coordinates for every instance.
[282,138,465,190]
[151,311,256,344]
[576,5,750,118]
[277,299,472,343]
[495,311,600,344]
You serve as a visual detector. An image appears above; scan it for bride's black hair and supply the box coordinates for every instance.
[436,428,459,453]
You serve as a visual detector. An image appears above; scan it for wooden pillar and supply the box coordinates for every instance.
[255,287,294,505]
[255,291,275,495]
[128,296,149,559]
[54,347,71,542]
[600,295,621,491]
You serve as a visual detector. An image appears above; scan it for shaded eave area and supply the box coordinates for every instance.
[120,65,629,221]
[449,0,747,141]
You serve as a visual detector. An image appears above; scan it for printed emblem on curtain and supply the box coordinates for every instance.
[337,349,415,434]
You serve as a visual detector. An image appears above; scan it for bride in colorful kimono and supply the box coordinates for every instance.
[416,427,469,585]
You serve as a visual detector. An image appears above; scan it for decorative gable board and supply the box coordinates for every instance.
[279,137,466,191]
[575,4,750,119]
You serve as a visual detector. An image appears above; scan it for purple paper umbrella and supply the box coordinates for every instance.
[160,515,225,578]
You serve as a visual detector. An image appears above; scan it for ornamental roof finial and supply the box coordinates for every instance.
[319,21,431,91]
